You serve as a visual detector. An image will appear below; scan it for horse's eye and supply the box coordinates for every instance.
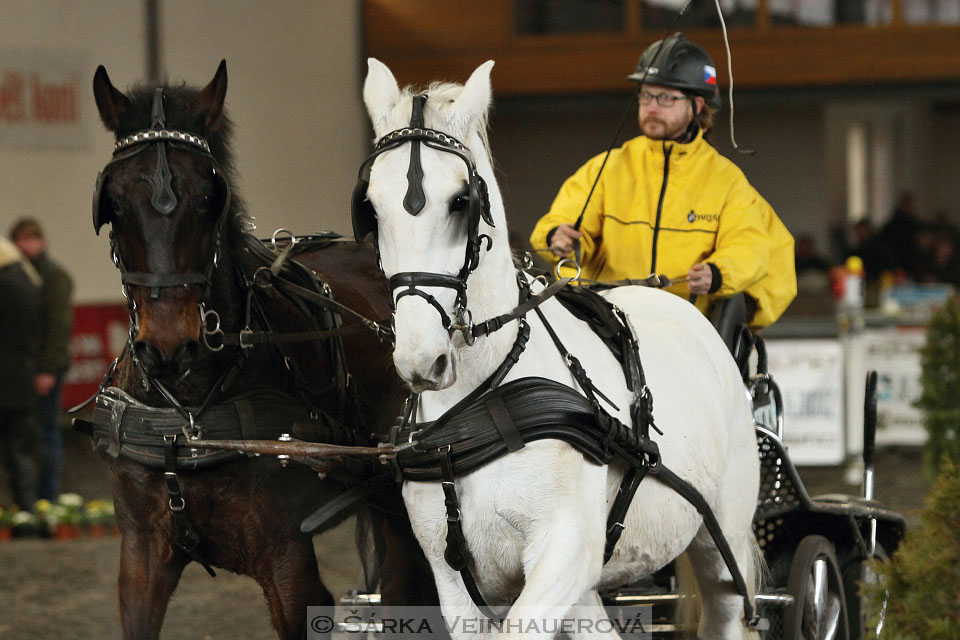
[197,194,213,215]
[449,196,469,213]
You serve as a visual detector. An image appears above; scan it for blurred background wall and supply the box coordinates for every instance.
[3,0,960,303]
[1,0,366,303]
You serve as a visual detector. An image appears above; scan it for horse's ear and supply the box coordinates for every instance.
[452,60,494,130]
[92,65,131,132]
[191,59,228,130]
[363,58,401,137]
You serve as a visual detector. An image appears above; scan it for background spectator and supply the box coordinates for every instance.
[10,219,75,502]
[0,236,43,510]
[876,191,923,276]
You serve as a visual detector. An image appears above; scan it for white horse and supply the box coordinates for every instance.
[359,58,762,640]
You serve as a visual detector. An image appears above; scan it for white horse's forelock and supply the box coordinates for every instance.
[378,83,492,166]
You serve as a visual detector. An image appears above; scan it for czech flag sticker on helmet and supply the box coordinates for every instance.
[703,64,717,84]
[704,65,717,85]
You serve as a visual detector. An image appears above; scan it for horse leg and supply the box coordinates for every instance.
[569,589,626,640]
[498,497,607,640]
[372,508,441,606]
[117,528,188,640]
[685,526,762,640]
[685,412,762,640]
[251,533,331,640]
[426,564,501,640]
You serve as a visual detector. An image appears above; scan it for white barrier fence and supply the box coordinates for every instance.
[766,327,927,465]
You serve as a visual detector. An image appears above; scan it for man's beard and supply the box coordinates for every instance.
[641,116,691,141]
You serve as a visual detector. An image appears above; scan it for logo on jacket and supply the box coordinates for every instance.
[687,210,720,224]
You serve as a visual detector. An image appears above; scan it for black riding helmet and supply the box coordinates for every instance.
[627,33,721,110]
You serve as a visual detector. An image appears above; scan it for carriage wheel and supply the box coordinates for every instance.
[784,535,850,640]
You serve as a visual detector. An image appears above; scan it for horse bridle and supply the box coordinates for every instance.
[93,88,233,303]
[351,94,495,339]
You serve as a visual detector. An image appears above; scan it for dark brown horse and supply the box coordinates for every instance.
[87,61,434,639]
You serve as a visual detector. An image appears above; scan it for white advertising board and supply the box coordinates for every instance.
[861,327,927,446]
[765,339,845,465]
[0,48,89,149]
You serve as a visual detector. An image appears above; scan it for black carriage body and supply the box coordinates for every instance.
[602,426,906,639]
[754,427,906,571]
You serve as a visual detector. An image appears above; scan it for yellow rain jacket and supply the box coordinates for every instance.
[530,130,796,328]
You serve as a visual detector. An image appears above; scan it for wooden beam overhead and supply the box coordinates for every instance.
[364,1,960,95]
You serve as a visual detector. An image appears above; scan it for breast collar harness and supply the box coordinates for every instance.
[93,88,233,303]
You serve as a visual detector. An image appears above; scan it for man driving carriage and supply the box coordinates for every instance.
[530,33,796,330]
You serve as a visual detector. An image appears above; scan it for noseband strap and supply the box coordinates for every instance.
[389,271,467,331]
[121,272,209,288]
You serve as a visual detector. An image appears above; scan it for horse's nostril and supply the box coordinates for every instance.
[432,353,448,380]
[182,339,199,361]
[133,340,160,369]
[173,340,200,375]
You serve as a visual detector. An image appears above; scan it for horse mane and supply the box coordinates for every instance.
[114,82,253,233]
[399,82,493,168]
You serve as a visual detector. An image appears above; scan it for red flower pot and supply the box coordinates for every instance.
[53,524,79,540]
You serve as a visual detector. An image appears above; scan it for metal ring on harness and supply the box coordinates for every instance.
[270,228,297,250]
[452,307,475,346]
[252,266,273,288]
[200,306,225,352]
[556,258,581,282]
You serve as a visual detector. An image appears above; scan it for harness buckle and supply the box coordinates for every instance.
[181,413,202,441]
[607,521,625,535]
[407,429,422,447]
[239,327,254,349]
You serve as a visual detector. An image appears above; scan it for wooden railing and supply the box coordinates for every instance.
[363,0,960,95]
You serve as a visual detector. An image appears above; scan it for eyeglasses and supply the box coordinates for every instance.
[638,91,687,107]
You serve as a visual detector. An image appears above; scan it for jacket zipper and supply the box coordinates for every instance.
[650,143,672,274]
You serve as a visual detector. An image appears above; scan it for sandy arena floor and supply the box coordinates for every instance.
[0,426,927,639]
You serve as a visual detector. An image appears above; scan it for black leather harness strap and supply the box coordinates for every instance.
[438,445,501,621]
[654,465,757,624]
[469,276,572,340]
[299,473,396,535]
[603,466,646,564]
[163,434,216,576]
[485,394,524,453]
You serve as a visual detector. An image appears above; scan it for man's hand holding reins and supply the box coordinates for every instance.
[549,224,582,258]
[687,262,714,295]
